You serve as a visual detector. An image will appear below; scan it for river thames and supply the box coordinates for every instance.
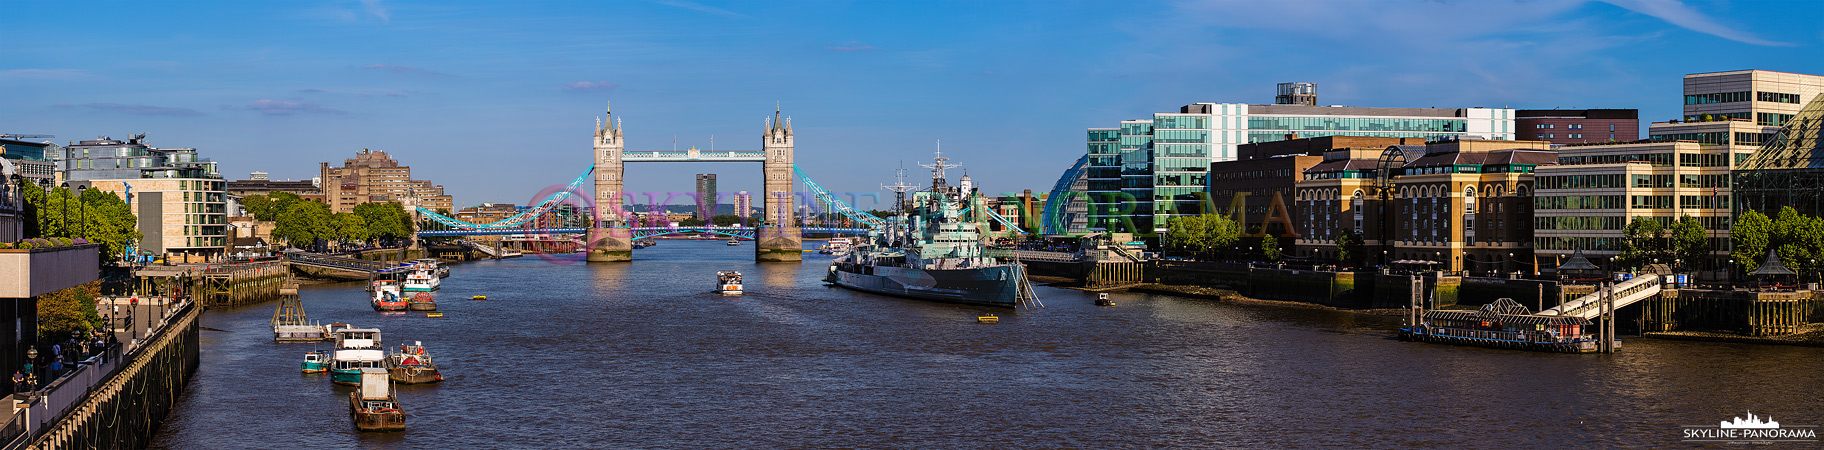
[148,240,1824,448]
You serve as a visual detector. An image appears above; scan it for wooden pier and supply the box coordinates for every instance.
[132,261,288,309]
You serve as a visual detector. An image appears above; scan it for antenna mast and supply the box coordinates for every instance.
[882,161,920,210]
[917,142,961,192]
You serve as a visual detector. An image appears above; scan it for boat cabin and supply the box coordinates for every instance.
[335,328,383,349]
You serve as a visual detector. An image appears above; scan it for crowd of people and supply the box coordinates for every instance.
[11,331,116,395]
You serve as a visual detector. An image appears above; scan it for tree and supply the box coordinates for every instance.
[241,194,273,220]
[711,214,745,227]
[1335,229,1365,267]
[37,281,103,341]
[1619,217,1666,268]
[1733,209,1772,273]
[273,201,333,250]
[1773,207,1824,277]
[1259,234,1282,261]
[1668,216,1709,271]
[354,202,411,245]
[333,212,369,248]
[78,188,143,260]
[1161,214,1242,259]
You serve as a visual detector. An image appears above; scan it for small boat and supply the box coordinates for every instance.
[302,351,329,373]
[977,315,999,324]
[1096,293,1115,306]
[387,341,444,384]
[717,271,744,295]
[726,239,741,246]
[471,295,487,300]
[407,291,436,311]
[349,368,405,432]
[370,272,408,312]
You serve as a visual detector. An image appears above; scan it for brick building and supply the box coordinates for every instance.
[318,149,453,214]
[1516,109,1639,144]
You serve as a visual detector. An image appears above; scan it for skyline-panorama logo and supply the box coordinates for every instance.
[1684,411,1819,444]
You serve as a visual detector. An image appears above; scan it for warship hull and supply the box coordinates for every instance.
[827,263,1020,307]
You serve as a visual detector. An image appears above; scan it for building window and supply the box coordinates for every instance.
[1609,124,1615,132]
[1536,124,1553,129]
[1568,124,1583,130]
[1569,133,1582,139]
[1540,133,1554,139]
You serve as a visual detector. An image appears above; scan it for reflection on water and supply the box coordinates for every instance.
[150,240,1824,448]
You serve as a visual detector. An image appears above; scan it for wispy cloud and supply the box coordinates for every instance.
[221,99,348,116]
[57,103,204,117]
[361,64,451,77]
[359,0,390,22]
[563,81,618,93]
[297,88,410,98]
[827,41,874,52]
[656,0,747,19]
[1597,0,1791,46]
[0,69,94,81]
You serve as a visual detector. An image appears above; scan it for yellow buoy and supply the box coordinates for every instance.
[472,295,486,300]
[426,312,444,318]
[977,315,999,324]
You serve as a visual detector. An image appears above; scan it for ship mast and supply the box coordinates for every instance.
[918,142,961,195]
[881,161,919,211]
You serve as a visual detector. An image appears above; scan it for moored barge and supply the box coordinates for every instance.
[1399,298,1610,353]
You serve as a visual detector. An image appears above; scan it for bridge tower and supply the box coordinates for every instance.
[587,103,635,262]
[756,107,802,262]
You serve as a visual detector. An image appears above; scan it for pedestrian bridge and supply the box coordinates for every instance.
[1537,274,1662,319]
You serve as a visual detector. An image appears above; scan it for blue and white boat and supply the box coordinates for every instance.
[402,261,440,292]
[330,327,388,385]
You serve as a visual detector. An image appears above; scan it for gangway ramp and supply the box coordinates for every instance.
[1537,274,1661,319]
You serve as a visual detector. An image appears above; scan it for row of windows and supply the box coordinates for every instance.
[1537,174,1625,190]
[1154,130,1212,144]
[181,225,226,237]
[1631,195,1672,209]
[1759,113,1795,126]
[1684,112,1751,122]
[1680,195,1729,209]
[1735,132,1774,146]
[1248,117,1469,133]
[185,237,227,248]
[1536,195,1625,209]
[1558,153,1674,166]
[1535,216,1626,230]
[1678,153,1731,167]
[1537,237,1622,251]
[1304,170,1375,180]
[1247,131,1464,144]
[1684,91,1751,104]
[1758,91,1801,104]
[1537,133,1587,139]
[1087,130,1120,141]
[1652,132,1729,145]
[1153,116,1210,130]
[1156,144,1210,158]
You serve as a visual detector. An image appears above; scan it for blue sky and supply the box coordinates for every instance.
[3,0,1821,210]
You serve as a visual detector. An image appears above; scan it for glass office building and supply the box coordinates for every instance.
[1067,87,1514,236]
[1735,95,1824,217]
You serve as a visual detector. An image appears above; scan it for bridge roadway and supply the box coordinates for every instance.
[418,226,870,238]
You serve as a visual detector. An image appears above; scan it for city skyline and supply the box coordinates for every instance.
[3,1,1823,208]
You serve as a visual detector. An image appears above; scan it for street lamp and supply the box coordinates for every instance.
[59,182,70,238]
[77,185,88,238]
[24,347,36,390]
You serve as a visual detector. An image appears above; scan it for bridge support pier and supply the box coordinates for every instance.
[586,227,634,262]
[754,226,802,262]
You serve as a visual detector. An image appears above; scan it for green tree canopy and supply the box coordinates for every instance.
[1619,217,1666,268]
[1668,216,1709,271]
[1772,207,1824,275]
[1335,229,1365,267]
[273,200,333,249]
[1162,214,1242,255]
[1732,209,1772,273]
[241,194,273,220]
[353,202,412,243]
[78,187,143,260]
[37,281,103,340]
[333,212,369,245]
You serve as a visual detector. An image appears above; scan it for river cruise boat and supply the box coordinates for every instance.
[407,291,436,311]
[331,327,387,385]
[301,351,329,373]
[726,239,741,246]
[1399,298,1603,353]
[717,271,744,295]
[414,258,449,279]
[349,368,405,432]
[387,341,443,384]
[403,262,441,292]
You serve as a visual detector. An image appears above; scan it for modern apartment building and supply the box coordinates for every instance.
[695,174,717,220]
[57,134,228,259]
[319,149,454,214]
[1515,109,1640,144]
[1294,139,1553,274]
[1075,83,1516,236]
[1532,141,1732,272]
[1647,70,1824,151]
[0,136,58,186]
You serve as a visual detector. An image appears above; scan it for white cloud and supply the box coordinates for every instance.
[360,0,390,22]
[1598,0,1791,46]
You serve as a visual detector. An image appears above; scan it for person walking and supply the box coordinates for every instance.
[11,371,23,393]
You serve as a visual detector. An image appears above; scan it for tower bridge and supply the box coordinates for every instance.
[413,104,890,262]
